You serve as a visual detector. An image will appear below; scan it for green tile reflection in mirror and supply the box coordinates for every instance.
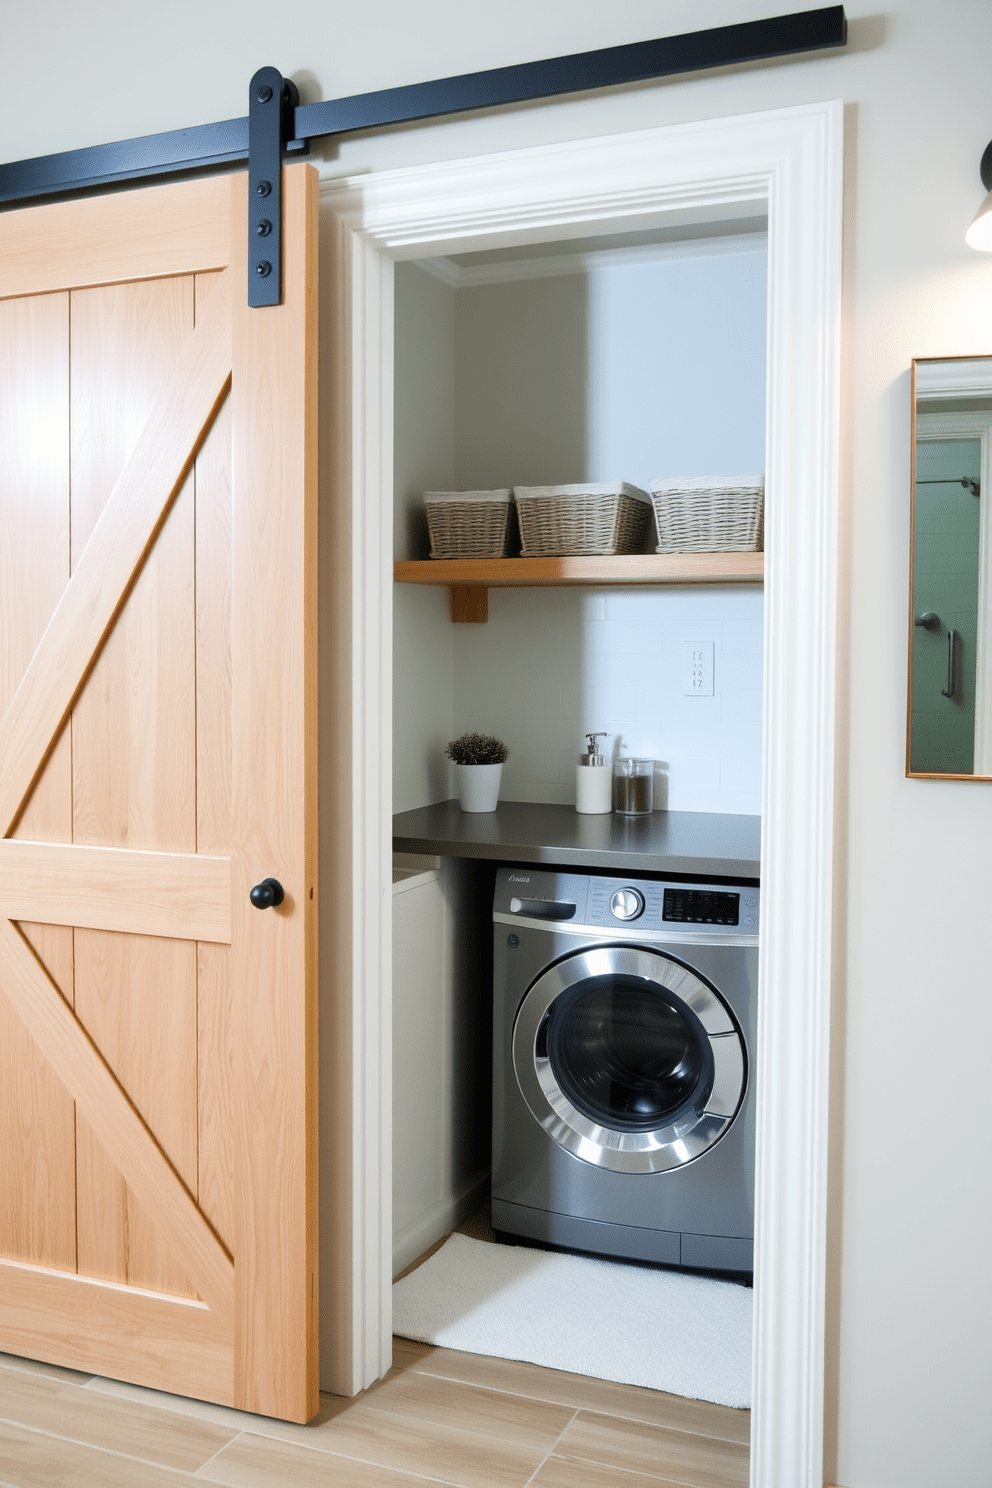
[910,355,992,777]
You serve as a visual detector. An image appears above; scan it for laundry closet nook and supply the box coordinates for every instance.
[390,215,768,1283]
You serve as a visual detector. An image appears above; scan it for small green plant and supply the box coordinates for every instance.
[446,732,509,765]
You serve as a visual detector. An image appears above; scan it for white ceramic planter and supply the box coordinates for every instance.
[455,762,503,812]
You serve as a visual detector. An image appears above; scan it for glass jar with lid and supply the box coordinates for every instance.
[615,758,653,815]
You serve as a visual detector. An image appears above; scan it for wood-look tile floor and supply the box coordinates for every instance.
[0,1212,749,1487]
[0,1338,749,1487]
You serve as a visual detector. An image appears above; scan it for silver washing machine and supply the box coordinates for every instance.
[492,867,758,1274]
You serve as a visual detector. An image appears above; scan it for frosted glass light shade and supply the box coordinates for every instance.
[966,189,992,250]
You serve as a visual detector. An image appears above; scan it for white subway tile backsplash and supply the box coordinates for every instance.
[601,619,666,655]
[665,753,722,791]
[605,586,762,621]
[664,698,724,736]
[581,653,608,693]
[448,584,762,816]
[722,617,763,656]
[660,619,724,649]
[602,651,667,692]
[721,753,763,793]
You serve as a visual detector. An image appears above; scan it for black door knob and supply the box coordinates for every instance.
[250,877,285,910]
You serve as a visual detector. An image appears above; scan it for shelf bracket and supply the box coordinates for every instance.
[450,586,488,623]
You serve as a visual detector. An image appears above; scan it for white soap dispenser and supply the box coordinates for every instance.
[576,732,613,815]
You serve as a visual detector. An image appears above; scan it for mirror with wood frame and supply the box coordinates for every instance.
[909,357,992,777]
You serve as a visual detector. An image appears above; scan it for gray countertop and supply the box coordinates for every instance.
[393,800,760,880]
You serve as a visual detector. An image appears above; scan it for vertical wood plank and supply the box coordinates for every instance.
[197,942,235,1250]
[0,291,76,1271]
[194,281,235,1251]
[194,304,233,855]
[69,277,197,853]
[73,929,198,1296]
[69,277,199,1297]
[230,165,319,1421]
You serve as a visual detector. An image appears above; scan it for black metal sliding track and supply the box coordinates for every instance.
[0,6,845,209]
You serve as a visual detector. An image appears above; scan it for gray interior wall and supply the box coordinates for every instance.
[393,262,455,812]
[392,269,490,1275]
[391,859,491,1275]
[454,274,589,488]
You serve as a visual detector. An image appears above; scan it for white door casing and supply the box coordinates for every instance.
[322,100,843,1488]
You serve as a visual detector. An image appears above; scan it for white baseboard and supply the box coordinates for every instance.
[392,1170,490,1278]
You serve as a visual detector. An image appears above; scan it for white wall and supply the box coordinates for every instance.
[585,242,767,487]
[6,4,992,1483]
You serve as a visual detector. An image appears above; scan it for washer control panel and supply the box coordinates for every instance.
[663,887,740,925]
[494,869,759,938]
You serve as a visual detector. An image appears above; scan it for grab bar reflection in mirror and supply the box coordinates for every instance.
[942,628,958,700]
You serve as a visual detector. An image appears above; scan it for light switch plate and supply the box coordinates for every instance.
[683,641,714,696]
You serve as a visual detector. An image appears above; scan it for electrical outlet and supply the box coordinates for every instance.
[683,641,714,696]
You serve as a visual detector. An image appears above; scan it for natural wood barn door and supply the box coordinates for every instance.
[0,167,318,1421]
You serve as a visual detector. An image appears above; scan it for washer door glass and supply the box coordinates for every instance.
[513,945,746,1175]
[542,975,712,1132]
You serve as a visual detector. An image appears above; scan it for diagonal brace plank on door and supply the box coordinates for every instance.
[0,266,234,839]
[0,917,235,1325]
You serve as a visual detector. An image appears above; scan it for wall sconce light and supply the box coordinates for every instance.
[966,142,992,250]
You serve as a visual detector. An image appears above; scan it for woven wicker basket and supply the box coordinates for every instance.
[649,475,765,553]
[424,490,516,559]
[513,483,652,557]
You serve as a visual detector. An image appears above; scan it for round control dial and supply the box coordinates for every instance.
[610,888,645,921]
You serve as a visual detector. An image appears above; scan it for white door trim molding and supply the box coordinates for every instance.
[322,99,843,1488]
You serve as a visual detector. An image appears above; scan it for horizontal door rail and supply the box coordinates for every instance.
[0,840,232,944]
[0,6,845,208]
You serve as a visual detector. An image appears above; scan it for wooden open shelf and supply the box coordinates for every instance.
[395,553,764,587]
[394,553,763,620]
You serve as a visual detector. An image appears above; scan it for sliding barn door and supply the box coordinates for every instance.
[0,167,318,1421]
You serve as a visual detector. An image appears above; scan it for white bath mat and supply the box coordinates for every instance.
[393,1232,752,1409]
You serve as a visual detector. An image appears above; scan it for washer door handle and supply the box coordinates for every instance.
[509,897,575,920]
